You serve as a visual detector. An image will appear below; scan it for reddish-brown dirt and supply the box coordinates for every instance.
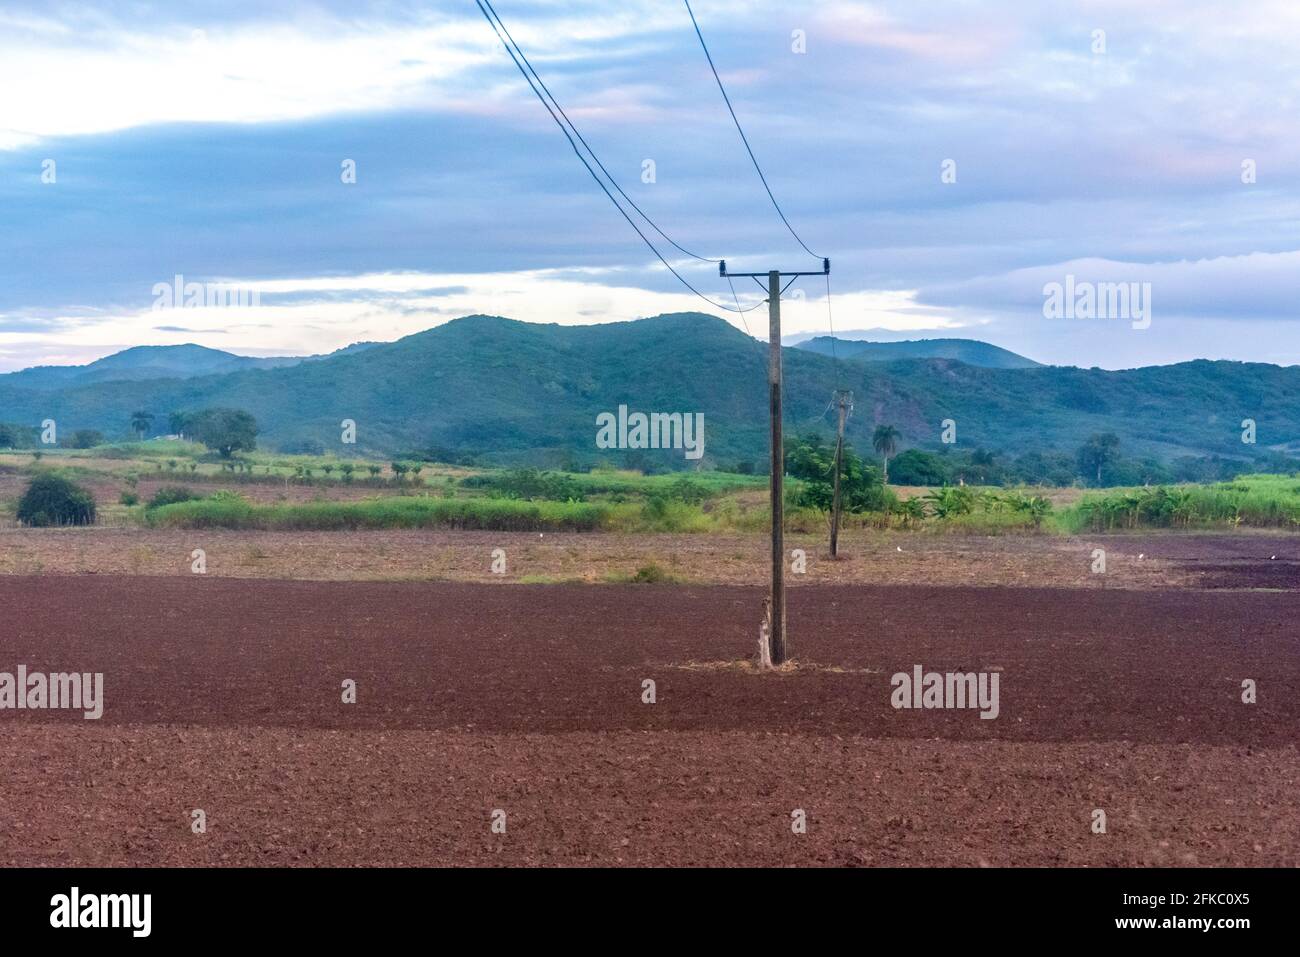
[0,576,1296,866]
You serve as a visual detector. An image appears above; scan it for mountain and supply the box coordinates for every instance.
[1,342,379,390]
[0,313,1296,469]
[796,336,1042,369]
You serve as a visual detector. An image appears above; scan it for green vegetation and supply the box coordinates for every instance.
[146,496,610,532]
[1059,475,1300,531]
[148,485,201,509]
[872,425,901,484]
[622,562,678,583]
[0,422,37,449]
[16,473,97,527]
[130,410,154,439]
[68,429,105,449]
[7,438,1299,537]
[186,408,258,458]
[785,432,894,520]
[5,313,1300,475]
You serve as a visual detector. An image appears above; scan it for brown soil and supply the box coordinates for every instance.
[0,576,1295,866]
[0,527,1192,588]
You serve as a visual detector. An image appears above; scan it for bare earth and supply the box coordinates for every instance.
[8,526,1283,588]
[0,575,1296,867]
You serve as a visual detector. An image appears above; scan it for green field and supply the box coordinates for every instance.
[3,441,1299,535]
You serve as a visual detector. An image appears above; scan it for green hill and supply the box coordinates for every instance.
[0,313,1295,470]
[796,336,1042,369]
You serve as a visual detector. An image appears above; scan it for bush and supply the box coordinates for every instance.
[67,429,106,449]
[119,491,140,506]
[629,562,674,583]
[667,476,710,505]
[148,485,200,508]
[461,468,586,501]
[16,473,97,527]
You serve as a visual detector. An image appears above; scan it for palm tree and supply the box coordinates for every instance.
[168,411,188,439]
[872,425,902,484]
[130,410,154,439]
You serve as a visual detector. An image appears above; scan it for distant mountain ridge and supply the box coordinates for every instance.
[1,341,379,390]
[796,336,1042,369]
[0,313,1294,469]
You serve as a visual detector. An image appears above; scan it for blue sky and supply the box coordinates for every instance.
[1,0,1298,371]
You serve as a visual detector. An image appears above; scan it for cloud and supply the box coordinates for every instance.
[920,250,1300,320]
[3,1,1300,372]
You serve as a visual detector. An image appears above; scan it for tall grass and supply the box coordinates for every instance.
[1058,476,1300,531]
[147,496,609,532]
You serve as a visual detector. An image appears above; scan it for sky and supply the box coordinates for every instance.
[1,0,1298,372]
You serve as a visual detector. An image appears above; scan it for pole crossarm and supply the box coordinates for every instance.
[720,258,830,278]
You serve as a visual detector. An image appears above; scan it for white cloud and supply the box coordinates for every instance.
[920,249,1300,319]
[0,0,733,150]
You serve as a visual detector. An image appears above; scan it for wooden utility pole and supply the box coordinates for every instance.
[829,389,852,557]
[766,270,786,664]
[721,258,830,665]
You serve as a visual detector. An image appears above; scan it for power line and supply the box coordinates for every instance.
[479,0,718,265]
[474,0,762,321]
[683,0,823,261]
[824,270,842,387]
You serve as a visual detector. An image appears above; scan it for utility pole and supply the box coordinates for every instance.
[830,389,852,558]
[721,257,830,665]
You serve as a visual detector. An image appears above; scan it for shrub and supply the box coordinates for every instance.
[667,476,710,505]
[16,473,97,527]
[119,491,140,506]
[462,468,585,502]
[148,485,200,508]
[629,562,674,583]
[68,429,106,450]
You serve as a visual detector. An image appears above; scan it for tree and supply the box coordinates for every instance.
[785,431,892,528]
[0,422,35,449]
[68,429,105,449]
[168,411,189,438]
[872,425,902,484]
[367,464,382,479]
[391,461,409,482]
[17,473,96,526]
[889,449,948,486]
[1078,432,1121,486]
[188,408,258,458]
[340,463,356,483]
[130,410,154,439]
